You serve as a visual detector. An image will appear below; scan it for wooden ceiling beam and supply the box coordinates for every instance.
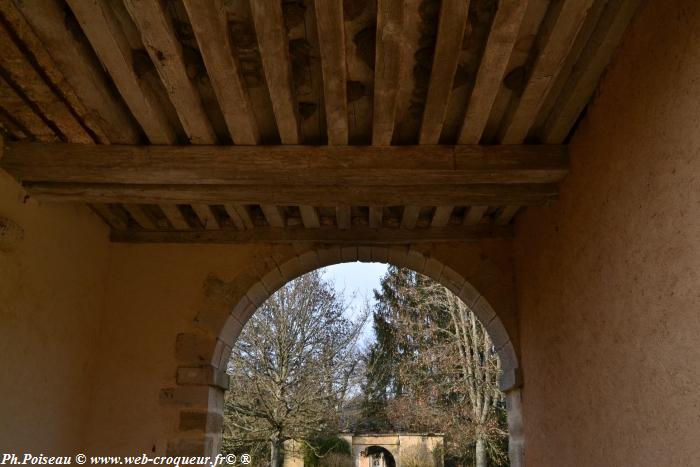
[418,0,470,144]
[123,0,216,144]
[315,0,348,145]
[543,0,644,143]
[251,0,300,144]
[499,0,596,144]
[224,204,255,230]
[299,206,321,229]
[159,204,190,230]
[464,206,488,226]
[183,0,260,145]
[431,206,453,227]
[372,0,404,145]
[0,21,93,143]
[2,142,569,185]
[458,0,529,144]
[66,0,176,145]
[9,0,140,144]
[111,224,513,244]
[20,182,558,207]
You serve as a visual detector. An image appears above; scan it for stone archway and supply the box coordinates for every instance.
[163,245,524,465]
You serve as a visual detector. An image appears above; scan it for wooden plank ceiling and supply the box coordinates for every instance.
[0,0,642,244]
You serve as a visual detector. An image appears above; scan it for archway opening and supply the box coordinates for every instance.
[204,252,521,466]
[364,446,396,467]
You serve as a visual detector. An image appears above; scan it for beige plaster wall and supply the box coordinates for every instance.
[514,0,700,465]
[0,171,110,453]
[83,241,518,455]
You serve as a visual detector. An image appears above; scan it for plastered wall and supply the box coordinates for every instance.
[0,171,110,454]
[514,0,700,465]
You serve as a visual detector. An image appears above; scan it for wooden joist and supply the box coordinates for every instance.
[2,142,569,185]
[336,207,351,229]
[183,0,260,145]
[159,204,190,230]
[400,206,421,230]
[315,0,348,145]
[369,206,383,229]
[458,0,529,144]
[495,205,520,226]
[431,206,453,227]
[0,20,93,143]
[0,75,58,141]
[464,206,488,226]
[372,0,403,145]
[224,204,255,230]
[10,0,140,144]
[251,0,300,144]
[418,0,469,144]
[123,0,216,144]
[111,224,513,244]
[1,1,110,143]
[66,0,176,145]
[299,206,321,229]
[500,0,596,144]
[260,204,286,228]
[191,204,220,230]
[543,0,644,143]
[124,204,157,229]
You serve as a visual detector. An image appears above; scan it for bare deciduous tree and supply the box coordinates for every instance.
[222,271,365,467]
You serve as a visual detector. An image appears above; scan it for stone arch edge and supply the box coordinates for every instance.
[163,245,524,465]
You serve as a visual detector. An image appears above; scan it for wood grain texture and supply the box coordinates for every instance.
[251,0,300,144]
[191,204,220,230]
[159,204,190,230]
[0,21,93,143]
[3,142,569,185]
[260,204,285,227]
[372,0,403,145]
[458,0,528,144]
[11,0,140,144]
[111,224,513,244]
[464,205,488,226]
[183,0,260,144]
[66,0,176,144]
[431,206,453,227]
[419,0,469,144]
[224,204,255,230]
[0,1,110,142]
[22,182,559,206]
[500,0,596,144]
[315,0,348,145]
[336,206,351,229]
[543,0,644,143]
[123,0,216,144]
[369,206,383,228]
[400,205,421,229]
[299,205,321,228]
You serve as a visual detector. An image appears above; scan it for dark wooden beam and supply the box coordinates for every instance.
[21,182,558,206]
[2,142,568,185]
[111,224,513,244]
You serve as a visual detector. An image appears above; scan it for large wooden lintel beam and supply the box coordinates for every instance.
[111,224,513,244]
[22,182,558,207]
[1,142,568,185]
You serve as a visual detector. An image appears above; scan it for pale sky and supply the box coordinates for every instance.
[321,262,389,343]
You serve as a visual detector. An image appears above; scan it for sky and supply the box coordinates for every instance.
[320,262,389,344]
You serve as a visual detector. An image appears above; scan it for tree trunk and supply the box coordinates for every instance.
[270,438,284,467]
[475,436,487,467]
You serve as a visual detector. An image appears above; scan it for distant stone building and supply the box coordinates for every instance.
[283,433,444,467]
